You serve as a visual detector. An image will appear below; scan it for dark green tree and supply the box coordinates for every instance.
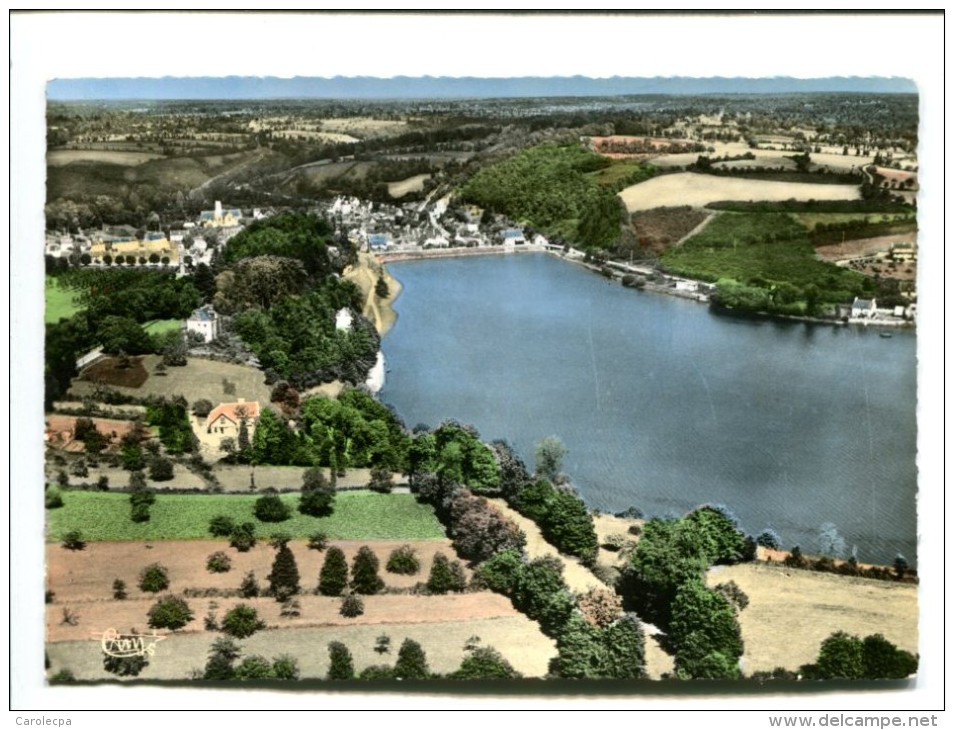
[102,629,149,677]
[318,546,349,596]
[138,563,169,593]
[394,638,430,680]
[267,544,300,600]
[426,552,467,594]
[386,545,420,575]
[299,467,335,517]
[147,596,193,631]
[203,637,241,680]
[450,646,522,679]
[327,641,355,680]
[254,494,291,522]
[351,545,385,595]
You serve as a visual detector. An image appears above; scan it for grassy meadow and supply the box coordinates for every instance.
[47,490,445,542]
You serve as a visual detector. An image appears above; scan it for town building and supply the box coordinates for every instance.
[200,201,243,228]
[186,305,220,343]
[205,399,261,439]
[851,297,877,319]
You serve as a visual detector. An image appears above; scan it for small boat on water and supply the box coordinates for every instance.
[880,332,893,338]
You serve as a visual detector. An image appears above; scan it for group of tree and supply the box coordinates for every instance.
[407,421,500,493]
[458,143,624,248]
[799,631,917,680]
[198,637,300,681]
[618,505,755,679]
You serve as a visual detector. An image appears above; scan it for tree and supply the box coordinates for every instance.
[807,631,865,680]
[45,486,64,510]
[192,399,214,418]
[375,276,389,299]
[862,633,918,679]
[351,546,385,594]
[234,655,273,680]
[299,467,335,516]
[208,515,236,538]
[206,551,232,574]
[271,655,300,681]
[491,439,531,505]
[577,587,624,629]
[756,529,782,550]
[603,613,647,679]
[147,596,194,630]
[318,546,349,596]
[229,522,257,552]
[553,612,610,678]
[203,637,241,680]
[669,580,743,679]
[267,544,300,600]
[61,529,85,550]
[327,641,355,680]
[394,638,430,680]
[473,549,525,595]
[138,563,170,593]
[426,552,467,594]
[148,456,174,482]
[450,646,521,679]
[221,604,266,639]
[239,571,260,598]
[534,436,567,482]
[112,579,127,600]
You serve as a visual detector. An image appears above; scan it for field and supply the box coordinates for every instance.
[70,355,273,407]
[705,561,918,675]
[387,173,431,198]
[46,490,445,542]
[45,538,556,679]
[619,172,861,212]
[792,211,916,232]
[628,206,712,255]
[47,150,166,167]
[648,142,881,172]
[45,276,82,324]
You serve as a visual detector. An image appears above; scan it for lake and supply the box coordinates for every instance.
[379,253,918,566]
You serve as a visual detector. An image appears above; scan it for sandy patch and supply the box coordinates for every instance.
[619,172,861,212]
[343,253,401,336]
[388,174,431,198]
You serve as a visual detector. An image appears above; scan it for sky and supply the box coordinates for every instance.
[9,9,947,718]
[46,75,918,101]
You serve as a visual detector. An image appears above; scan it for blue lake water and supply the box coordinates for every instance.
[379,253,918,565]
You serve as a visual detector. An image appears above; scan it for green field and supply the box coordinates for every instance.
[45,276,82,324]
[46,490,445,542]
[791,211,916,231]
[143,319,183,336]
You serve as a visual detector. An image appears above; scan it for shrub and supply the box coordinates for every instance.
[229,522,257,552]
[148,457,174,482]
[359,665,396,680]
[254,494,291,522]
[426,553,467,594]
[386,545,420,575]
[208,515,236,537]
[307,531,329,551]
[368,467,393,493]
[450,646,522,680]
[221,604,266,639]
[206,551,232,574]
[234,655,272,680]
[756,529,782,550]
[239,571,260,598]
[351,546,385,594]
[340,592,365,618]
[103,631,149,677]
[473,549,524,595]
[130,502,151,523]
[318,547,349,596]
[394,638,430,680]
[49,669,76,684]
[271,654,300,680]
[327,641,354,680]
[112,579,127,600]
[138,563,170,593]
[202,637,241,680]
[577,587,624,629]
[280,597,301,618]
[61,530,85,551]
[45,486,64,509]
[147,596,194,630]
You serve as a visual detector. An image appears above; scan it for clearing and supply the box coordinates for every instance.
[619,172,861,212]
[71,355,273,407]
[387,174,431,199]
[706,561,918,676]
[45,276,82,324]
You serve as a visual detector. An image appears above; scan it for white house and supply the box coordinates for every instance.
[186,305,219,343]
[851,297,877,319]
[335,307,354,331]
[501,228,526,246]
[205,399,261,439]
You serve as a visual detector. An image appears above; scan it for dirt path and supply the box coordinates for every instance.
[343,253,402,336]
[674,209,718,246]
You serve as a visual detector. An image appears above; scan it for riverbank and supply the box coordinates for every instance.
[343,252,402,336]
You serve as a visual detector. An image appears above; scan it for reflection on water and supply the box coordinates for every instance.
[381,254,917,565]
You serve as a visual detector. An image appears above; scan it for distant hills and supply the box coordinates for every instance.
[47,75,916,101]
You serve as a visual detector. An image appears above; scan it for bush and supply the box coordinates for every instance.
[112,579,127,600]
[49,669,77,684]
[473,549,525,595]
[318,547,349,596]
[206,551,232,574]
[271,654,300,680]
[577,587,624,629]
[221,604,266,639]
[368,467,393,493]
[208,515,236,537]
[103,631,149,677]
[426,553,467,594]
[45,486,64,509]
[229,522,257,552]
[234,655,272,680]
[148,457,174,482]
[386,545,420,575]
[299,468,335,517]
[239,571,260,598]
[450,646,522,680]
[359,665,396,680]
[147,595,194,630]
[130,502,151,523]
[756,529,782,550]
[61,529,85,551]
[254,494,291,522]
[307,531,329,551]
[138,563,170,593]
[340,592,365,618]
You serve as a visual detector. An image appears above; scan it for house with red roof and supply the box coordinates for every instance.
[205,398,261,440]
